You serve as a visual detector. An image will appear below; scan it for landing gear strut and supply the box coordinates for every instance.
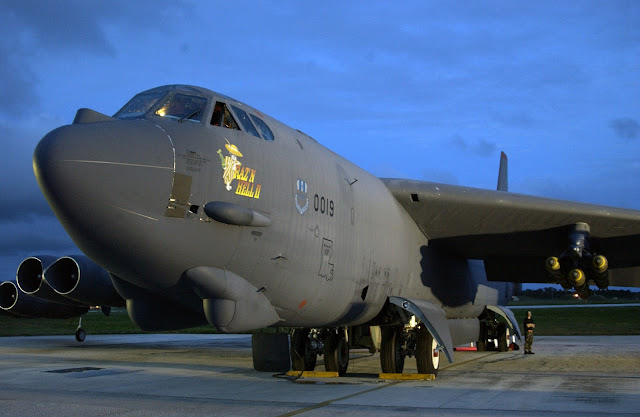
[75,316,86,342]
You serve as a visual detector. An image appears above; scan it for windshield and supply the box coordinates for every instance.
[155,94,207,122]
[114,92,164,119]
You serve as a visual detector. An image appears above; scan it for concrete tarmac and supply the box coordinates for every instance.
[0,334,639,416]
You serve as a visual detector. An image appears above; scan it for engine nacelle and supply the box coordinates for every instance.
[45,255,125,307]
[0,280,88,318]
[16,255,84,306]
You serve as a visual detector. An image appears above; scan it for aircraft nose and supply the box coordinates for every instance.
[34,118,175,231]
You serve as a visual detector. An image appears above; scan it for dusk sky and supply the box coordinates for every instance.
[1,1,639,287]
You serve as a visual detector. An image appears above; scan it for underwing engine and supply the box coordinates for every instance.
[544,223,608,299]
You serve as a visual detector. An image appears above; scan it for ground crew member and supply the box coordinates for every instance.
[524,310,535,354]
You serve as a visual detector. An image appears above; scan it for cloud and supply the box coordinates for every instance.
[0,43,39,117]
[609,118,640,140]
[0,1,178,118]
[0,216,76,256]
[1,2,115,54]
[450,135,498,157]
[0,2,112,116]
[0,122,56,220]
[491,110,534,128]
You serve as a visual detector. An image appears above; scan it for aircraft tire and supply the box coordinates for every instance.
[380,326,405,373]
[290,329,317,371]
[497,323,509,352]
[416,326,439,376]
[324,331,349,376]
[251,333,290,372]
[75,328,86,343]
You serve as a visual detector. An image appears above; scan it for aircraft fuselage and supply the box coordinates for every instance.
[34,85,506,331]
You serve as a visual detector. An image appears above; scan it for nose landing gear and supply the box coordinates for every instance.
[75,316,86,342]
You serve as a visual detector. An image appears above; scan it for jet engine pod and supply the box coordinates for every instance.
[0,280,88,318]
[16,256,85,306]
[0,281,20,312]
[185,266,280,333]
[45,255,125,307]
[16,256,57,294]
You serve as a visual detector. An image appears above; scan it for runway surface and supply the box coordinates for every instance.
[0,333,639,416]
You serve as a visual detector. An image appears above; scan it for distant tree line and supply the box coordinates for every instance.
[518,287,640,300]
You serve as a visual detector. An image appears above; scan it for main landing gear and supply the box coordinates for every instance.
[477,311,511,352]
[290,328,350,376]
[379,322,441,376]
[288,322,443,377]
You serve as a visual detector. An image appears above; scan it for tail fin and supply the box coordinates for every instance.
[497,151,508,191]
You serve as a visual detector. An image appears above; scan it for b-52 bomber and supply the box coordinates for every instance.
[17,84,640,376]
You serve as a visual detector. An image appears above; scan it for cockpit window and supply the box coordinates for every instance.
[210,101,274,141]
[154,94,207,122]
[230,105,261,139]
[250,114,275,141]
[211,102,240,130]
[114,92,164,119]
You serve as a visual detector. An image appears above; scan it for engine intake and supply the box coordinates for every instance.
[16,256,84,306]
[45,255,125,307]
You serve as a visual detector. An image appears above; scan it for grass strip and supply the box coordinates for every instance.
[1,307,638,337]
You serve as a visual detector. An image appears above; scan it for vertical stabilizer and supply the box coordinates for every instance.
[497,151,508,192]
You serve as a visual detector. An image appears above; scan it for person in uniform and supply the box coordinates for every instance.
[523,310,535,354]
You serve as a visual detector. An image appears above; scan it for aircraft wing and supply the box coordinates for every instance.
[381,178,640,287]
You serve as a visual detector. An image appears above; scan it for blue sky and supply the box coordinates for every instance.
[1,1,639,288]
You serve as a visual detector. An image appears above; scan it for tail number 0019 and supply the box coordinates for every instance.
[313,194,334,217]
